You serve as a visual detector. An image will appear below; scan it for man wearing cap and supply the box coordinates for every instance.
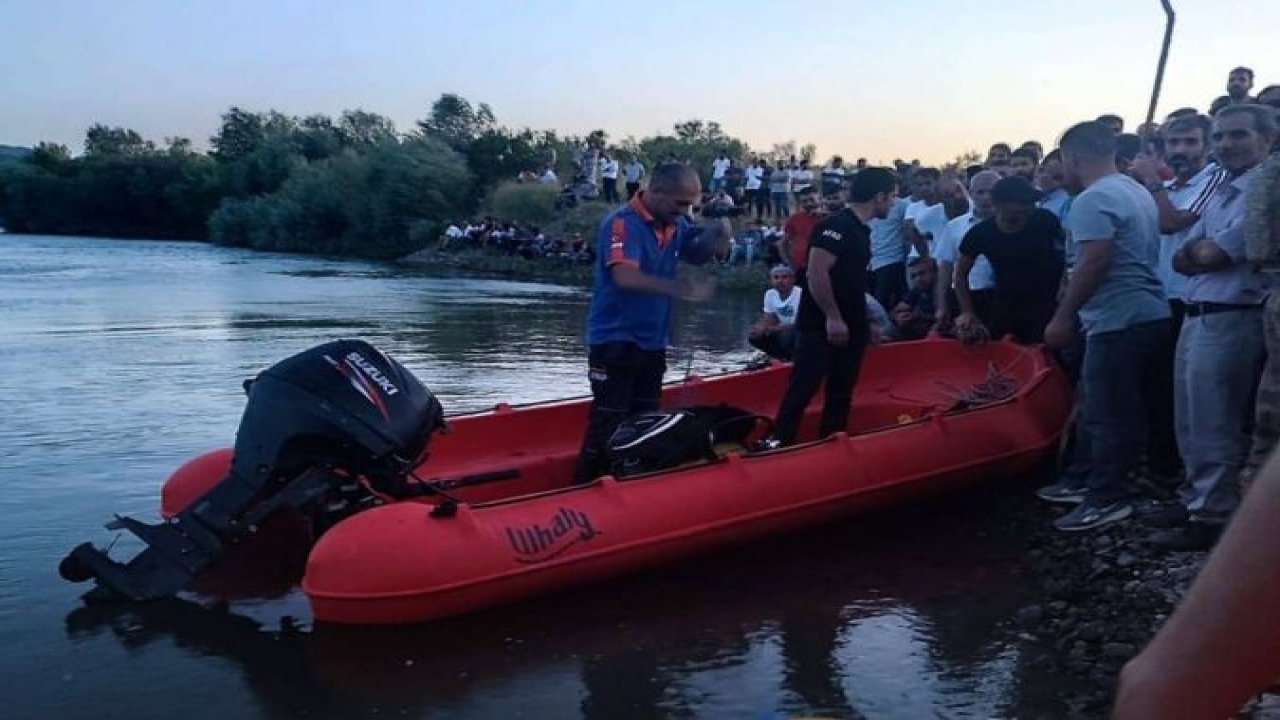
[954,177,1065,343]
[748,265,802,361]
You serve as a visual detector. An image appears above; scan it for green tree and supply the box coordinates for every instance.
[28,142,71,172]
[208,136,472,258]
[83,124,154,157]
[210,107,267,162]
[417,93,496,150]
[337,109,397,148]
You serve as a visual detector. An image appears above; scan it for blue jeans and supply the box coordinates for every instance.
[1079,319,1172,504]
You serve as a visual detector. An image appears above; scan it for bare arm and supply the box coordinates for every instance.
[934,260,953,324]
[1151,188,1200,234]
[906,222,930,259]
[1175,237,1234,276]
[1114,451,1280,719]
[954,253,977,316]
[779,228,796,268]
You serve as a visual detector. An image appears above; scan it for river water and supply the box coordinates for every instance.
[0,234,1065,719]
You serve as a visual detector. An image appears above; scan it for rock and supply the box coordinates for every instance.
[1116,552,1138,568]
[1016,605,1045,627]
[1077,621,1104,642]
[1103,642,1136,659]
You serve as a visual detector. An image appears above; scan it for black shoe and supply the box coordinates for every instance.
[1036,481,1089,505]
[1053,499,1134,532]
[1135,500,1188,528]
[1147,521,1221,552]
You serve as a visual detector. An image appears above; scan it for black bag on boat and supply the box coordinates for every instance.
[606,404,769,478]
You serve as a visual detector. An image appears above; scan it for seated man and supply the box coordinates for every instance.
[748,265,801,360]
[891,257,938,340]
[730,221,765,265]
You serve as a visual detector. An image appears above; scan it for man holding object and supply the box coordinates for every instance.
[573,163,729,484]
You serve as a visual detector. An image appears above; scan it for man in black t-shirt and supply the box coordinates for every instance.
[770,168,899,446]
[954,176,1065,343]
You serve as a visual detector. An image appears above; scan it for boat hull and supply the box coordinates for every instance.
[296,339,1072,624]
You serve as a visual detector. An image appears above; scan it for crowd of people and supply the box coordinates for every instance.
[440,219,594,263]
[565,66,1280,717]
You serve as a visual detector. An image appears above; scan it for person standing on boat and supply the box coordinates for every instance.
[573,163,730,484]
[769,168,898,447]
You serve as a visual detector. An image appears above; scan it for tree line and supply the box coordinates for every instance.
[0,95,767,259]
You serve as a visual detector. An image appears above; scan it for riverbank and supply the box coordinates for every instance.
[397,247,772,291]
[1014,500,1280,718]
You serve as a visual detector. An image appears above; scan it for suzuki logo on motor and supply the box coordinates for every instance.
[346,352,400,396]
[505,508,600,564]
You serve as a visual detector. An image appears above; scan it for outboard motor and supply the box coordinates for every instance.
[59,339,446,603]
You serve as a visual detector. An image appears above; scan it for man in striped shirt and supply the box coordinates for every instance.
[1130,114,1228,486]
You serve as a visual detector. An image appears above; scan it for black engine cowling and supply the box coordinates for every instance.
[59,339,445,603]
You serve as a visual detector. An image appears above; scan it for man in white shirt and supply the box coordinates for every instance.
[744,160,764,218]
[904,168,942,258]
[442,222,466,249]
[623,156,645,200]
[711,154,731,193]
[540,166,558,184]
[934,171,1000,330]
[598,152,620,203]
[748,264,802,360]
[792,162,814,194]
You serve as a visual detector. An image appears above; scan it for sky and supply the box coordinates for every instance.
[2,0,1276,165]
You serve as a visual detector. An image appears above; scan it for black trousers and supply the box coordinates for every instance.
[749,326,796,361]
[774,328,869,445]
[988,294,1056,344]
[871,263,907,310]
[1144,299,1185,478]
[625,181,641,200]
[602,177,619,203]
[574,341,666,484]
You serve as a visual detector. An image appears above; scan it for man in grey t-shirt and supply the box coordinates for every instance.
[1039,121,1172,533]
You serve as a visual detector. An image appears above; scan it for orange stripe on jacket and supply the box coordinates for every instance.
[607,217,638,268]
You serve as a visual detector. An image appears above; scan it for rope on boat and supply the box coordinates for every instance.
[933,361,1020,409]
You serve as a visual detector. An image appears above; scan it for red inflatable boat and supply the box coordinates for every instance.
[63,338,1070,625]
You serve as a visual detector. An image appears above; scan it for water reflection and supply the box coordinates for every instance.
[59,487,1036,720]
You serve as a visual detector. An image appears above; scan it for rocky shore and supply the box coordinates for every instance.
[1014,500,1280,718]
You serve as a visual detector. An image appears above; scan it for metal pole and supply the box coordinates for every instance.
[1145,0,1177,128]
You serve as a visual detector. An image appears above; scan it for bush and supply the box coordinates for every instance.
[208,138,473,259]
[485,181,558,226]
